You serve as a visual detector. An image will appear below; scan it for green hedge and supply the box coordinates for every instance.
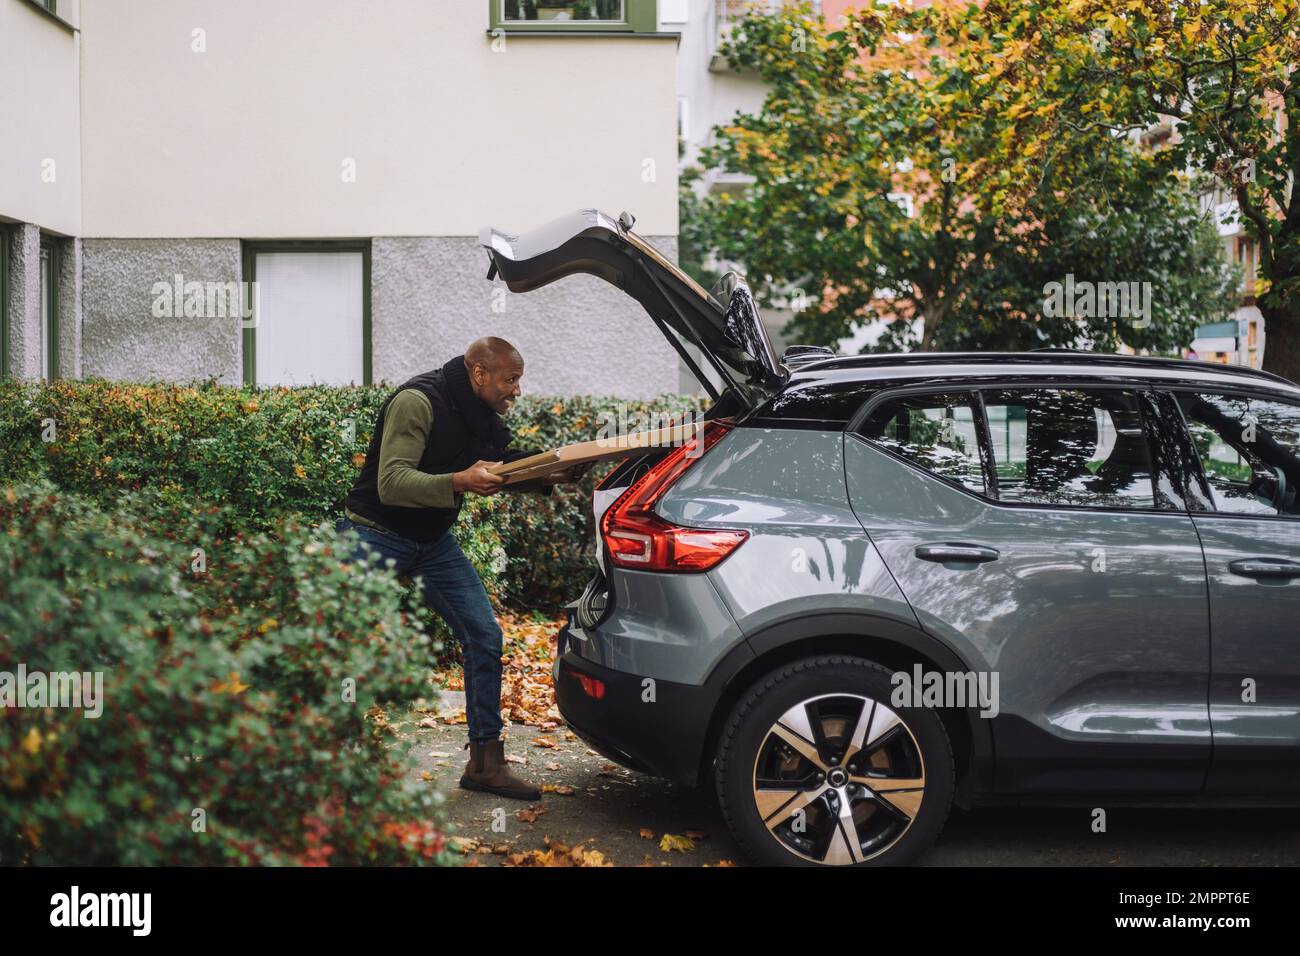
[0,379,708,607]
[0,482,451,865]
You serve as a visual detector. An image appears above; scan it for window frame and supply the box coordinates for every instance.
[487,0,660,34]
[240,240,373,388]
[0,224,8,380]
[1160,384,1300,523]
[19,0,75,34]
[39,235,60,381]
[849,379,1180,515]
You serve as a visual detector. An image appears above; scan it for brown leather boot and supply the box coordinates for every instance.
[459,739,541,801]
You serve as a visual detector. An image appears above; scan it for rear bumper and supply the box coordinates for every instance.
[554,628,718,786]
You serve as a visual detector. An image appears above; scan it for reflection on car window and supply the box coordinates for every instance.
[984,388,1155,509]
[860,392,983,493]
[1177,392,1300,517]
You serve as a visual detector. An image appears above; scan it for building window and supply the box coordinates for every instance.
[503,1,624,21]
[40,239,59,380]
[490,0,658,32]
[242,242,370,387]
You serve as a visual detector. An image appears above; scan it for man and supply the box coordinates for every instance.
[341,337,580,801]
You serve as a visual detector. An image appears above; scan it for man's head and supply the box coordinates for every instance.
[464,336,524,414]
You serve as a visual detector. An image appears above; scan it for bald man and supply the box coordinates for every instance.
[342,338,581,800]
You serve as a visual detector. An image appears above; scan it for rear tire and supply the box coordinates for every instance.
[715,655,954,866]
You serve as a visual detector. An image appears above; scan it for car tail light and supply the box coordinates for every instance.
[563,663,606,700]
[599,418,748,573]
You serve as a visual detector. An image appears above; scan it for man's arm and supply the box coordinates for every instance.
[376,389,461,508]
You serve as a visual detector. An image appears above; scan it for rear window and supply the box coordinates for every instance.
[983,388,1156,509]
[859,392,984,494]
[855,386,1160,510]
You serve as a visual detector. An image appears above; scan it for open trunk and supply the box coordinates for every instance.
[480,208,785,406]
[480,209,787,628]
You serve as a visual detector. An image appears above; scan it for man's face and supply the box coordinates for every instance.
[470,358,524,414]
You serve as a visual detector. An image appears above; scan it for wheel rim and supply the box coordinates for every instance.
[751,692,926,865]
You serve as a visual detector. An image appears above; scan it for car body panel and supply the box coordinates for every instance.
[656,427,920,634]
[843,431,1213,794]
[564,566,746,686]
[1196,512,1300,793]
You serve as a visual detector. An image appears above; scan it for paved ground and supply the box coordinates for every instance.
[399,692,1300,867]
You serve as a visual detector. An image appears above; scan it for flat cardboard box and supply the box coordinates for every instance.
[487,421,704,486]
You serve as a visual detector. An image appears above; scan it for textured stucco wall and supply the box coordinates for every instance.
[57,238,83,380]
[81,239,243,384]
[77,236,685,397]
[371,236,682,399]
[6,225,42,380]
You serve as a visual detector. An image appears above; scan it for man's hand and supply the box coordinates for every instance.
[453,460,506,495]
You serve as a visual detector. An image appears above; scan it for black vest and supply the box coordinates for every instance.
[345,365,515,543]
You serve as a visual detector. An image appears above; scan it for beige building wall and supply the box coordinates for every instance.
[79,0,679,238]
[0,0,82,236]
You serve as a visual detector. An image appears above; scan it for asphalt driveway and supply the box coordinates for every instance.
[399,692,1300,867]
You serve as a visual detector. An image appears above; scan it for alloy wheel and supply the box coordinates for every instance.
[750,693,926,865]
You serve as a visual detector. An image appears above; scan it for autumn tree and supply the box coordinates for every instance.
[898,0,1300,377]
[689,2,1238,354]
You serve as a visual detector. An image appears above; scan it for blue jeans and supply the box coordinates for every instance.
[339,518,503,742]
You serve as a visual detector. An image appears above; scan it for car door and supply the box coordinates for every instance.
[1169,388,1300,793]
[844,383,1211,794]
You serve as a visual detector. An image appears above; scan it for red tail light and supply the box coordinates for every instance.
[600,419,748,573]
[563,663,606,700]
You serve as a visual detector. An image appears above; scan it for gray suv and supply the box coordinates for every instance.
[482,210,1300,866]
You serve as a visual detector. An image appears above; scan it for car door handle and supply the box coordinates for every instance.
[915,543,1000,565]
[1228,558,1300,580]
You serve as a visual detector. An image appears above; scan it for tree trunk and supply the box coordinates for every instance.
[919,305,944,351]
[1261,305,1300,384]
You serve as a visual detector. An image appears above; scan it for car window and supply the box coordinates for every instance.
[1175,392,1300,517]
[859,392,984,493]
[983,388,1156,509]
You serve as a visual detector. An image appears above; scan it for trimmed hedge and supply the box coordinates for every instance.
[0,482,451,865]
[0,379,708,607]
[0,380,707,865]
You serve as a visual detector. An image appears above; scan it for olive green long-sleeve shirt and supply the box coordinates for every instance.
[345,388,547,530]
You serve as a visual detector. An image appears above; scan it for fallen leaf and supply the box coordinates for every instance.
[639,828,655,840]
[659,833,696,853]
[516,806,546,823]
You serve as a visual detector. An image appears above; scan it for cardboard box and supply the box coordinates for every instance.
[487,421,704,486]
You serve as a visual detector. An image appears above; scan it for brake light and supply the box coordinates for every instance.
[600,419,748,573]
